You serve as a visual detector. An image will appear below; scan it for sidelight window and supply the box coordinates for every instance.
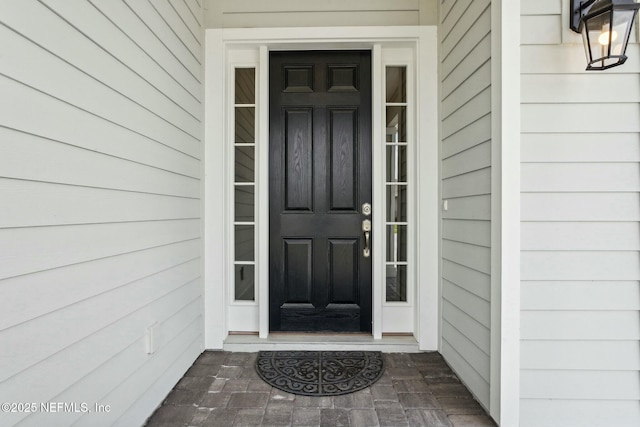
[385,66,408,302]
[233,68,256,301]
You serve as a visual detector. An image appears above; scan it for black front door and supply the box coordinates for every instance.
[269,50,372,332]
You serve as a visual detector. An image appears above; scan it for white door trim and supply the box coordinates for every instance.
[204,25,439,350]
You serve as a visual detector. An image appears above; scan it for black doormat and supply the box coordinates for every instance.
[256,351,384,396]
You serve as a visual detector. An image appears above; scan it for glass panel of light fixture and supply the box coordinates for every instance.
[234,146,255,182]
[235,225,255,261]
[234,186,255,222]
[386,145,408,183]
[612,10,635,56]
[585,11,613,63]
[386,264,407,302]
[386,185,408,223]
[235,264,255,301]
[386,66,406,103]
[235,107,255,143]
[386,225,408,262]
[385,107,407,142]
[235,68,255,105]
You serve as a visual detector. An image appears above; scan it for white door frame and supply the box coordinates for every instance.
[204,26,439,350]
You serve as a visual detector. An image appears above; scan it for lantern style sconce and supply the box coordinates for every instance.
[570,0,640,70]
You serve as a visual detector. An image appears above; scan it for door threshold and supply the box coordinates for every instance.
[223,333,419,352]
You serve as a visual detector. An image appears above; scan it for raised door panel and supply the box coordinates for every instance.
[285,108,313,211]
[283,239,313,303]
[328,239,358,303]
[330,108,357,211]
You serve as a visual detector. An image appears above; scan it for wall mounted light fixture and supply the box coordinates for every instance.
[570,0,640,70]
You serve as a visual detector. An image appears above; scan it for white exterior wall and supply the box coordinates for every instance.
[520,1,640,426]
[0,1,204,426]
[439,0,493,410]
[204,0,438,28]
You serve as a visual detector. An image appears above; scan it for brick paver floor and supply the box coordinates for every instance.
[145,351,497,427]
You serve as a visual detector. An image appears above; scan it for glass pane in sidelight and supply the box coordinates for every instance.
[386,145,408,183]
[235,68,255,104]
[235,146,255,182]
[235,225,255,261]
[234,185,255,222]
[386,264,407,302]
[235,264,255,301]
[386,185,408,223]
[386,225,408,262]
[235,107,255,143]
[386,66,406,103]
[386,106,407,142]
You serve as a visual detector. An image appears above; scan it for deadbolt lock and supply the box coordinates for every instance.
[362,203,372,216]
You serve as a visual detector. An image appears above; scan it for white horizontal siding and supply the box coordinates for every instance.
[522,251,640,281]
[522,310,640,340]
[442,168,492,199]
[440,0,492,410]
[520,0,561,16]
[443,301,491,354]
[440,339,490,408]
[125,0,202,75]
[442,195,491,221]
[442,90,492,139]
[522,74,640,103]
[442,219,491,247]
[442,321,490,381]
[0,220,200,281]
[520,2,640,425]
[0,128,200,198]
[441,4,491,79]
[441,0,490,59]
[522,133,640,162]
[521,340,640,370]
[0,75,200,176]
[0,179,200,228]
[91,1,201,94]
[443,281,490,328]
[205,0,434,28]
[522,193,640,221]
[521,400,640,427]
[522,163,640,192]
[442,141,491,178]
[0,1,204,427]
[523,44,640,74]
[520,15,561,45]
[221,10,420,28]
[1,241,200,333]
[441,111,491,158]
[222,0,419,13]
[522,222,640,250]
[522,103,640,133]
[0,0,201,125]
[1,275,201,383]
[442,260,491,301]
[521,370,640,400]
[442,241,491,275]
[441,61,491,116]
[521,281,640,310]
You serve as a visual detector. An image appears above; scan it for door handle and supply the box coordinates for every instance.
[362,219,371,258]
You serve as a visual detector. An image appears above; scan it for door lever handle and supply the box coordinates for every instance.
[362,219,371,258]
